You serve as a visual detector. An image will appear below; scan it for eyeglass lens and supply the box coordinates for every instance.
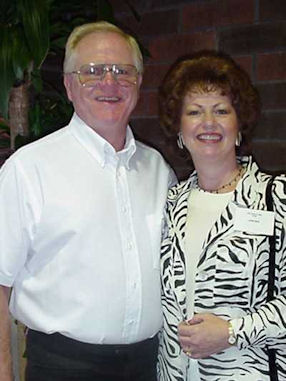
[78,64,138,87]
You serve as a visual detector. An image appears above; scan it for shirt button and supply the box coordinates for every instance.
[118,167,124,176]
[127,242,133,250]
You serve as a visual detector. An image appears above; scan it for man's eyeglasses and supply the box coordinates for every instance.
[67,63,139,87]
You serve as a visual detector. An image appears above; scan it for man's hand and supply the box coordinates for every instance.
[0,285,13,380]
[178,313,231,359]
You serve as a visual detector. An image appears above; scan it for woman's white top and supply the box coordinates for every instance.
[185,188,233,380]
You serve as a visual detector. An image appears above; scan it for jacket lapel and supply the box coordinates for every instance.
[200,157,269,260]
[170,157,270,318]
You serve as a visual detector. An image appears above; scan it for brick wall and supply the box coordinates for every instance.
[111,0,286,179]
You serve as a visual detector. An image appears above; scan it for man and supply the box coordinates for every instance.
[0,21,175,380]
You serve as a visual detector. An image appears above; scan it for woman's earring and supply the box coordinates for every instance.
[177,132,185,149]
[235,132,242,147]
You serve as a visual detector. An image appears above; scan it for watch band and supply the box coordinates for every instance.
[228,320,236,345]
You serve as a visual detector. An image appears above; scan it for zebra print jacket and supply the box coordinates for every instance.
[158,157,286,381]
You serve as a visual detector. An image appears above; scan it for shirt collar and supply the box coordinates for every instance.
[68,113,136,169]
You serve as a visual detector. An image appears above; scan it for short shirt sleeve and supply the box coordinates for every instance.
[0,157,38,286]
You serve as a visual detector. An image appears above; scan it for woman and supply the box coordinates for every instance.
[157,50,286,380]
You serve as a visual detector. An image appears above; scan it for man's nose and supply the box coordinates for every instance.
[101,70,117,84]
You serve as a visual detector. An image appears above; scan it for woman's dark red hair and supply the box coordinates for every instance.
[158,50,261,155]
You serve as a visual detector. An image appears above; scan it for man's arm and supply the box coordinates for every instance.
[0,285,12,380]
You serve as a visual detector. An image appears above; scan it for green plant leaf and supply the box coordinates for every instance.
[0,26,17,118]
[18,0,50,68]
[29,102,42,137]
[0,0,17,24]
[51,37,68,50]
[11,25,33,81]
[31,69,43,93]
[0,20,36,119]
[0,137,10,149]
[0,119,10,132]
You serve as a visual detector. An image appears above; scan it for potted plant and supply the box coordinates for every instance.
[0,0,120,151]
[0,0,50,149]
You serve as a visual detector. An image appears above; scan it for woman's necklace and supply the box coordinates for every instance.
[196,166,244,194]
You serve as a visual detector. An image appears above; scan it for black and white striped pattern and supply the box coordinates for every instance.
[158,157,286,381]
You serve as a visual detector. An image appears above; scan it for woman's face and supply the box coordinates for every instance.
[180,88,239,165]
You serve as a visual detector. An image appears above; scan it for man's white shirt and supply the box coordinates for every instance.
[0,113,176,344]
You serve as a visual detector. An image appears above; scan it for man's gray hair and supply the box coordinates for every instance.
[64,21,143,74]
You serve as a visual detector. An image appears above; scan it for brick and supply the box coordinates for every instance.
[148,31,216,63]
[182,0,254,31]
[130,117,166,144]
[260,0,286,22]
[132,96,145,117]
[144,90,159,116]
[111,0,183,14]
[253,141,286,173]
[109,0,136,13]
[257,83,286,110]
[115,15,141,36]
[146,0,189,8]
[254,112,286,140]
[232,55,253,78]
[142,56,252,89]
[132,90,158,117]
[257,53,286,81]
[118,9,179,36]
[219,22,286,54]
[131,117,193,179]
[142,63,171,89]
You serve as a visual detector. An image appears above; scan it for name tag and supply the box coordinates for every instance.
[234,207,275,235]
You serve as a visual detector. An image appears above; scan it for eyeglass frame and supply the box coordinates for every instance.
[65,63,140,87]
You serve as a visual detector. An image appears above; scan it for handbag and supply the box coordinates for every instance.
[265,177,279,381]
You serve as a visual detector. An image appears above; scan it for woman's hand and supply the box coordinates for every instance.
[178,313,232,358]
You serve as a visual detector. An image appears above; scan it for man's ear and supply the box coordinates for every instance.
[64,74,73,102]
[137,74,143,89]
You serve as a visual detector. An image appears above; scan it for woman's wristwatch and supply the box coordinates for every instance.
[228,320,237,345]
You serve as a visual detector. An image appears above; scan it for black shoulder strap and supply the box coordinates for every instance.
[265,177,276,302]
[265,177,279,381]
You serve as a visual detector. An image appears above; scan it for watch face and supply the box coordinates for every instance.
[228,336,236,345]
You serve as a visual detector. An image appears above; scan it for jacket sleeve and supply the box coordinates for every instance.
[158,201,188,380]
[231,176,286,349]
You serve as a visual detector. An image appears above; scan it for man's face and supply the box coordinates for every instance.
[64,31,142,135]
